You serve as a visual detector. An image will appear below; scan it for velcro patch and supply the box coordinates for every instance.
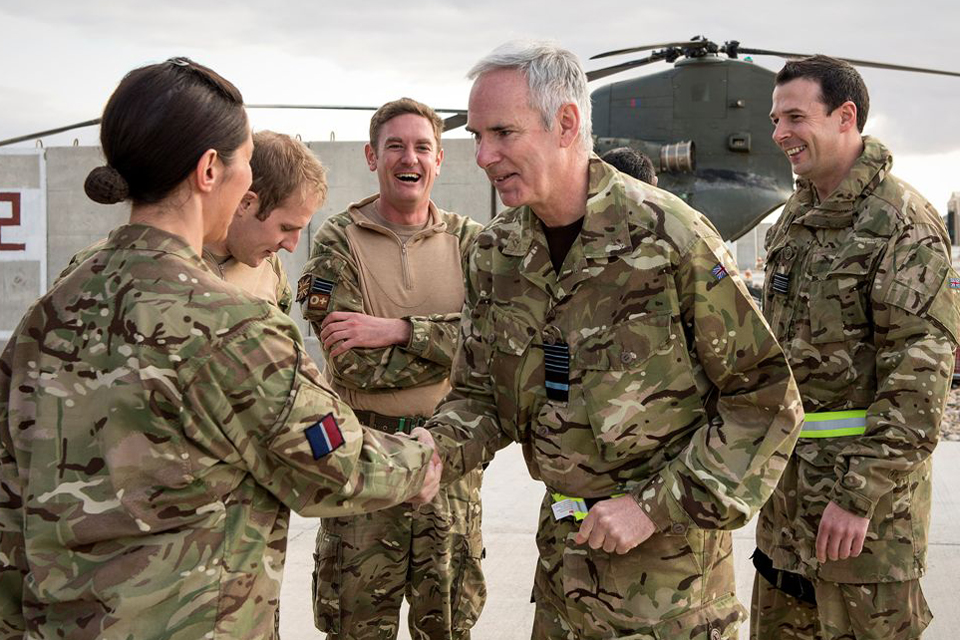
[298,276,335,311]
[304,413,344,459]
[296,275,312,303]
[711,263,728,281]
[950,278,960,290]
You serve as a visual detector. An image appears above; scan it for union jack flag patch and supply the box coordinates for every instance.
[304,413,345,460]
[711,263,728,281]
[949,278,960,290]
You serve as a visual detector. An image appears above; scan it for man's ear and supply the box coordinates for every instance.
[838,101,858,133]
[556,102,581,149]
[364,143,378,172]
[194,148,219,193]
[238,190,259,215]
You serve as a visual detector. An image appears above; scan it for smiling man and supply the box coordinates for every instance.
[753,55,960,640]
[299,98,485,640]
[420,40,803,640]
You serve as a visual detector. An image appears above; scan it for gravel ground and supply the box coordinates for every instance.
[942,384,960,441]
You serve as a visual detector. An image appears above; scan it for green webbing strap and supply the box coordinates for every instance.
[799,410,867,438]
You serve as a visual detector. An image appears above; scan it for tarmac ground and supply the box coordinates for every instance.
[280,442,960,640]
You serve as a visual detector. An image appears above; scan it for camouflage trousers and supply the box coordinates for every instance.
[750,571,932,640]
[530,492,744,640]
[313,468,485,640]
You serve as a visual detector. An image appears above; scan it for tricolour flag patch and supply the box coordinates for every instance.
[304,413,345,459]
[711,263,728,281]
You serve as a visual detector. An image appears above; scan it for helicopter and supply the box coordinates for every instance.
[3,38,958,241]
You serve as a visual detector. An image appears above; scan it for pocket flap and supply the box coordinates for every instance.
[492,308,535,355]
[577,314,673,371]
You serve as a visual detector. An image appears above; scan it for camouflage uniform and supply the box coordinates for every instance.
[299,197,486,640]
[753,137,960,640]
[63,240,293,313]
[0,224,432,640]
[427,157,804,639]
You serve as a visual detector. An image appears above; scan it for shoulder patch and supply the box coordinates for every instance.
[297,275,335,311]
[711,263,728,281]
[304,413,344,459]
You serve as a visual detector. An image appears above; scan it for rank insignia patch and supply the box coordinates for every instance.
[711,263,728,281]
[304,413,344,459]
[304,276,335,311]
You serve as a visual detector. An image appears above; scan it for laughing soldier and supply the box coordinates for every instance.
[299,98,486,640]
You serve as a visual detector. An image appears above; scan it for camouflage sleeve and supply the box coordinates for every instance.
[0,346,27,638]
[271,255,293,315]
[404,313,462,366]
[633,233,804,532]
[426,244,514,484]
[181,313,432,516]
[299,247,449,389]
[828,224,960,519]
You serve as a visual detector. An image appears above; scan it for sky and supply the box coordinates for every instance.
[2,0,958,210]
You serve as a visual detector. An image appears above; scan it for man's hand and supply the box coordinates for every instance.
[320,312,411,357]
[574,495,656,554]
[816,500,869,563]
[408,427,442,505]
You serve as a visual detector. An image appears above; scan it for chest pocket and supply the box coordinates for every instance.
[488,306,536,434]
[808,239,884,344]
[577,314,703,462]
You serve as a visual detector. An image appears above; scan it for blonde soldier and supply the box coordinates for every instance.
[299,99,485,640]
[753,55,960,640]
[62,130,325,314]
[203,130,325,312]
[0,59,440,640]
[417,41,803,640]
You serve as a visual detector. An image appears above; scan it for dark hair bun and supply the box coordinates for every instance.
[84,165,130,204]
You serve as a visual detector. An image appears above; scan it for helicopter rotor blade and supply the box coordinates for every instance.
[736,48,960,78]
[0,118,102,148]
[0,105,472,148]
[247,103,467,113]
[442,112,469,131]
[587,54,663,82]
[590,41,701,60]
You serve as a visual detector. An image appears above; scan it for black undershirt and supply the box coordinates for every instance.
[541,216,585,274]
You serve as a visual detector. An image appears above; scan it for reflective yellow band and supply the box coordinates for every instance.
[799,410,867,438]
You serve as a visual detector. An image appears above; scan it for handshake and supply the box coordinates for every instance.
[407,427,443,505]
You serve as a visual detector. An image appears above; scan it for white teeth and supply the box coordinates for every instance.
[396,173,420,181]
[786,145,806,156]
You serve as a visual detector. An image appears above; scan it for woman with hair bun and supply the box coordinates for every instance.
[0,58,439,640]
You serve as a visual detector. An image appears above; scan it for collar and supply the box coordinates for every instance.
[347,193,447,239]
[793,137,892,227]
[103,224,207,269]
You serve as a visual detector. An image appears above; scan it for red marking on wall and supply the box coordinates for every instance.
[0,192,26,251]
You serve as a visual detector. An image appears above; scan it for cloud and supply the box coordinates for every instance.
[2,0,959,155]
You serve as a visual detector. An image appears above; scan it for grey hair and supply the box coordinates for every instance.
[467,40,593,154]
